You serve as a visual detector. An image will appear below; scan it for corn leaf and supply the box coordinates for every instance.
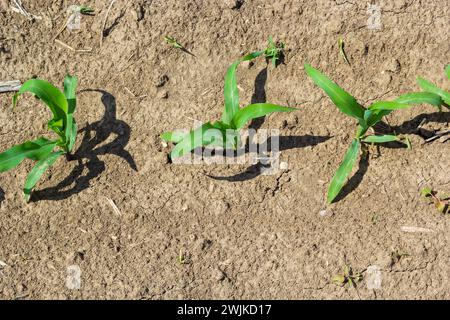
[363,109,391,128]
[417,77,450,105]
[13,79,68,118]
[23,151,64,202]
[327,139,360,204]
[232,103,296,129]
[170,122,225,159]
[446,65,450,80]
[304,63,365,122]
[368,101,411,111]
[222,51,264,125]
[67,121,78,152]
[63,75,78,150]
[362,134,399,143]
[0,138,57,173]
[395,92,443,111]
[63,75,78,114]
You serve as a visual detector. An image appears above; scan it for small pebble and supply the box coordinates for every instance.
[319,209,333,217]
[157,90,169,99]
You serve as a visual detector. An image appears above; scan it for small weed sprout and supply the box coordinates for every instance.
[420,187,449,214]
[338,37,350,65]
[79,6,95,15]
[264,36,285,68]
[164,36,195,56]
[0,75,79,201]
[164,36,183,49]
[178,249,187,264]
[305,63,446,203]
[332,265,363,288]
[162,49,296,159]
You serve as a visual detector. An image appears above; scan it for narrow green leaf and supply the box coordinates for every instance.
[362,134,399,143]
[446,65,450,80]
[417,77,450,105]
[62,75,78,150]
[232,103,296,129]
[23,151,64,202]
[363,109,391,128]
[67,120,77,152]
[327,139,360,203]
[304,63,365,121]
[222,51,264,125]
[170,123,225,159]
[63,75,78,114]
[368,101,411,111]
[0,138,57,173]
[395,92,443,110]
[13,79,68,116]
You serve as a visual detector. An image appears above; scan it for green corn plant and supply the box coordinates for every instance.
[305,63,446,204]
[161,51,296,159]
[415,64,450,111]
[0,75,79,202]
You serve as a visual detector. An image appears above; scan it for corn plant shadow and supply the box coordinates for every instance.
[333,156,369,203]
[248,67,268,131]
[31,89,137,202]
[205,135,331,182]
[375,111,450,145]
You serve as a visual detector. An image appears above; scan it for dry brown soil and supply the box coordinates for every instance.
[0,0,449,299]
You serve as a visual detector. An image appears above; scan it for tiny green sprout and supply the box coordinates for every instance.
[164,36,183,49]
[178,249,187,264]
[416,64,450,111]
[305,63,447,204]
[420,187,449,214]
[264,36,285,68]
[1,75,79,202]
[332,265,363,288]
[164,36,195,56]
[338,36,350,65]
[161,51,296,159]
[79,6,95,15]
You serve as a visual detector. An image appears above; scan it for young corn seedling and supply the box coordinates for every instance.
[415,64,450,111]
[161,51,296,159]
[264,36,285,68]
[420,187,449,214]
[305,63,446,204]
[0,75,78,202]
